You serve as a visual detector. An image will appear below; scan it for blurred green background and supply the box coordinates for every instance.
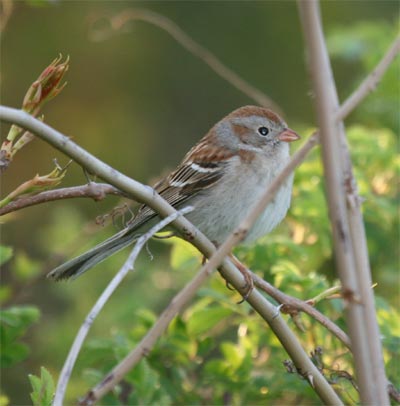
[1,1,399,405]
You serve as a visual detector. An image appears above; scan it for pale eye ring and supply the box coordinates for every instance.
[258,126,269,136]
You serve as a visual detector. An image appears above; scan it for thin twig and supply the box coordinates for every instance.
[90,8,282,115]
[0,183,123,216]
[0,0,14,32]
[251,273,351,349]
[338,36,400,120]
[53,206,194,406]
[388,382,400,404]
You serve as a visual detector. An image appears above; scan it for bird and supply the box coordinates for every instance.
[47,106,300,281]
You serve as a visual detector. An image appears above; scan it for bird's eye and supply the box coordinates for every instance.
[258,126,269,136]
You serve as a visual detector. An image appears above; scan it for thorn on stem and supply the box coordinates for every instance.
[307,373,315,388]
[273,304,283,319]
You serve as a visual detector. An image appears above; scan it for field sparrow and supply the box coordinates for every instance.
[48,106,300,281]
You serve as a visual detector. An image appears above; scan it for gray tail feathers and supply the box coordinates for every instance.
[47,227,138,281]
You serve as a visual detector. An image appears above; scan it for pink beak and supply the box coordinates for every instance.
[278,128,300,143]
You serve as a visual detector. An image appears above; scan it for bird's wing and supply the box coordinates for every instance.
[128,135,233,228]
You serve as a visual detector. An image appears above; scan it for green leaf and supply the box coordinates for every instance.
[0,246,13,266]
[187,306,231,336]
[0,306,40,328]
[0,306,40,367]
[28,367,55,406]
[169,238,201,271]
[0,286,12,305]
[1,342,29,367]
[0,394,10,406]
[221,342,244,371]
[13,251,41,281]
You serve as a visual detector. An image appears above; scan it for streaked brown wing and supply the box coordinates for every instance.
[127,160,225,230]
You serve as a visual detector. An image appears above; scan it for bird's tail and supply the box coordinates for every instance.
[47,227,139,281]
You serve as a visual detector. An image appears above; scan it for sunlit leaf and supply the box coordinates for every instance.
[187,306,231,337]
[28,367,55,406]
[0,246,13,266]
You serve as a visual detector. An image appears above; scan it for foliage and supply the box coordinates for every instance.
[0,251,41,369]
[28,367,55,406]
[0,305,40,368]
[0,246,13,267]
